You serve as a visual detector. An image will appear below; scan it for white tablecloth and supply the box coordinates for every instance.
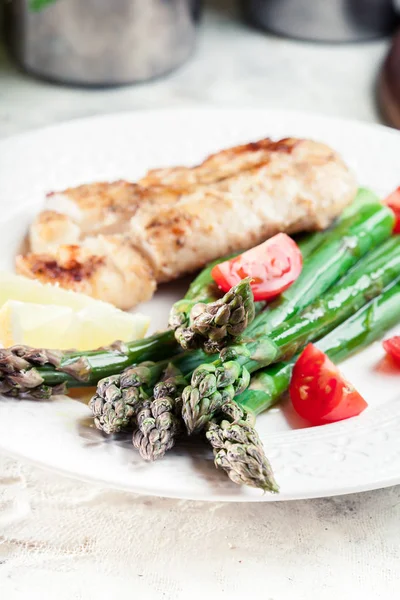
[1,454,399,600]
[1,2,399,598]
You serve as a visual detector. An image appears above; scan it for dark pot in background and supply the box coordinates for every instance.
[378,30,400,128]
[241,0,399,42]
[4,0,202,86]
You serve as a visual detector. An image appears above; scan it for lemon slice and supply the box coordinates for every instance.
[0,272,150,350]
[0,300,150,351]
[0,301,76,349]
[73,305,150,351]
[0,271,107,310]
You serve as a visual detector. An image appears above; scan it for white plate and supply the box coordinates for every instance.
[0,108,400,502]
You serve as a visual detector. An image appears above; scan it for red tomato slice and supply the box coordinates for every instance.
[383,336,400,367]
[211,233,302,301]
[384,187,400,234]
[290,344,368,426]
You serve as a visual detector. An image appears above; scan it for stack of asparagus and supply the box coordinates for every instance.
[1,189,399,493]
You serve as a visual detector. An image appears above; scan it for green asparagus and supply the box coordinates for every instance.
[208,277,400,491]
[181,278,256,353]
[245,201,394,338]
[89,361,168,434]
[132,366,186,460]
[181,235,400,433]
[168,255,226,333]
[206,400,278,492]
[0,332,180,400]
[237,277,400,415]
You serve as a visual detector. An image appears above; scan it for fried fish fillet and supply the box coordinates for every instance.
[17,137,357,309]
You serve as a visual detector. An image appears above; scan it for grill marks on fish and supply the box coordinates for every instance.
[16,248,105,284]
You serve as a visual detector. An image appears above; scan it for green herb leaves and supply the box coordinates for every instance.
[29,0,57,12]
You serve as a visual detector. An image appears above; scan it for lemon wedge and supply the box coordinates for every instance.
[0,272,150,351]
[0,271,105,310]
[0,301,76,349]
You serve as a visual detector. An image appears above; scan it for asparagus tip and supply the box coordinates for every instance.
[206,402,278,492]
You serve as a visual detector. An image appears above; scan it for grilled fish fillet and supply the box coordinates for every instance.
[17,137,357,310]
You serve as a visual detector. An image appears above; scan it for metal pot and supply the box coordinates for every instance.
[4,0,202,86]
[241,0,399,43]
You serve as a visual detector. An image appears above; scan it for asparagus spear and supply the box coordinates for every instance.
[132,366,186,460]
[245,201,394,338]
[182,278,256,353]
[237,277,400,415]
[168,255,226,332]
[206,400,279,492]
[172,264,258,352]
[89,361,168,434]
[0,331,180,400]
[208,277,400,491]
[181,235,400,433]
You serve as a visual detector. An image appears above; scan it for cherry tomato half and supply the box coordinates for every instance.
[383,336,400,367]
[384,187,400,234]
[290,344,368,426]
[211,233,302,301]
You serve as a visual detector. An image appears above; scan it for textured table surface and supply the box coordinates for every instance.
[0,2,399,599]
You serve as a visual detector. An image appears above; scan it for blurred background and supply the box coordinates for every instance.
[0,0,399,135]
